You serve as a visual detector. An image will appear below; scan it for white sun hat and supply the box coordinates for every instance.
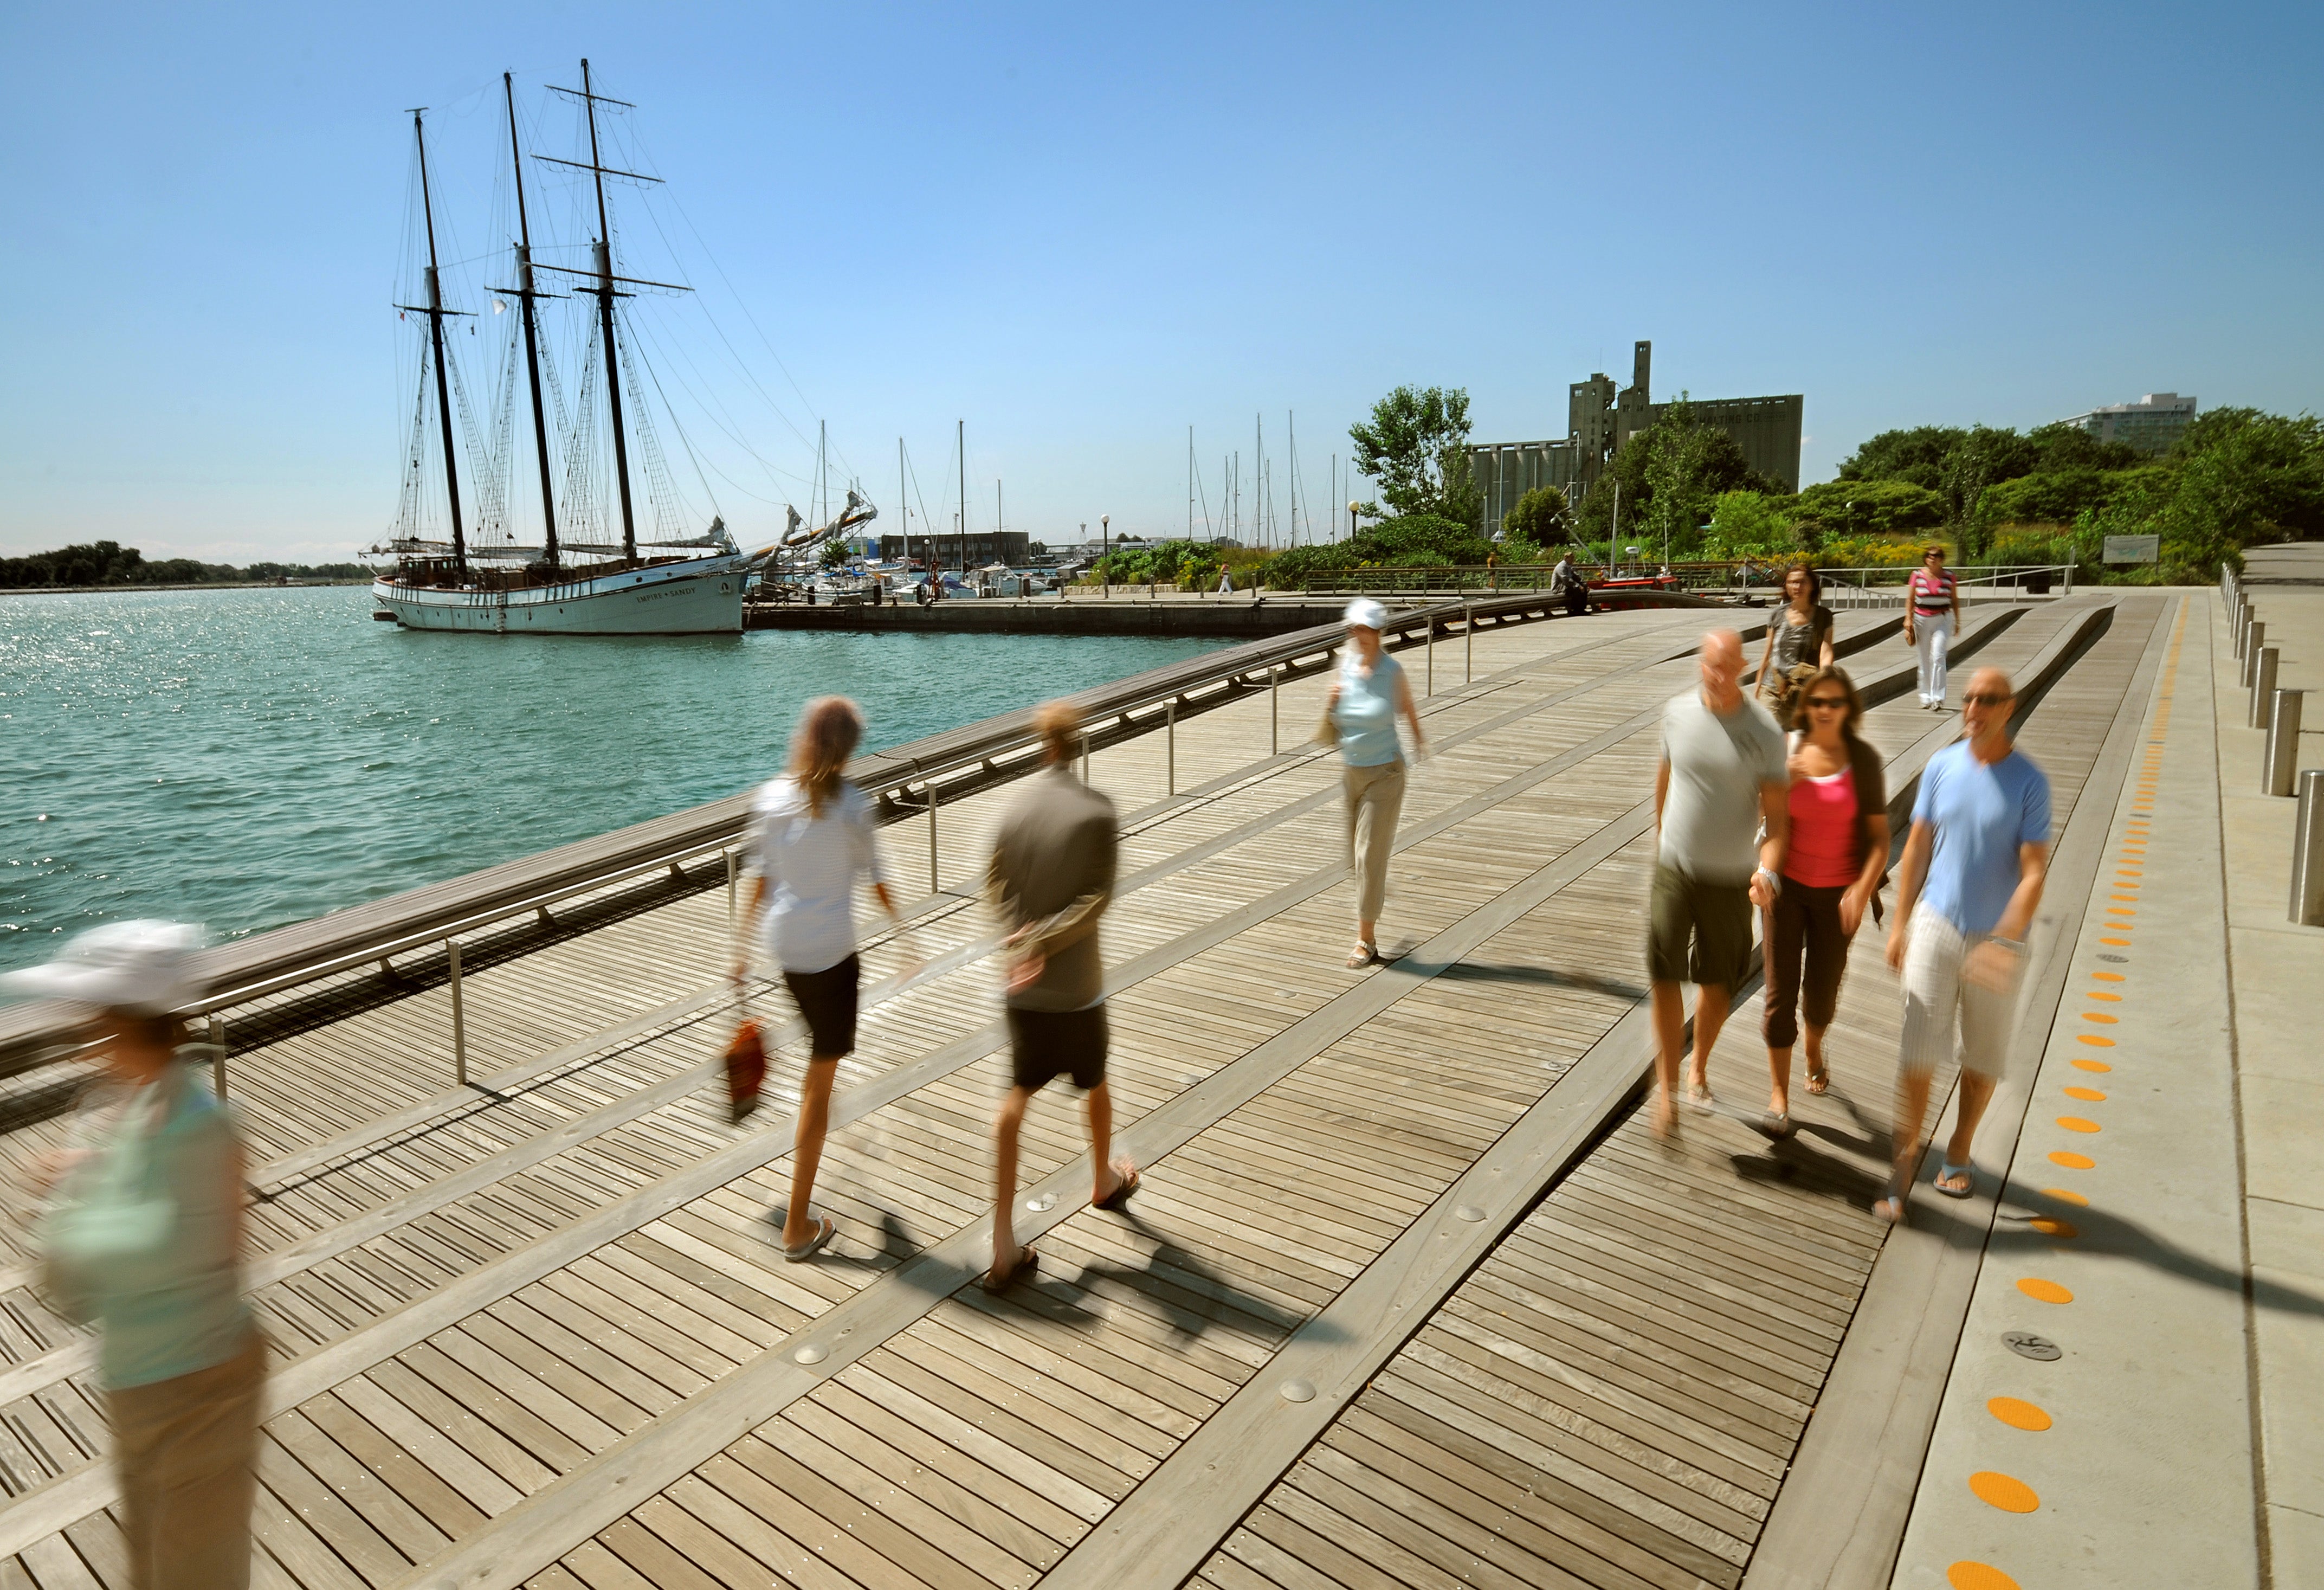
[1342,597,1389,631]
[0,920,204,1015]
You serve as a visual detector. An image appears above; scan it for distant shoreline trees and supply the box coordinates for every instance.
[0,542,369,589]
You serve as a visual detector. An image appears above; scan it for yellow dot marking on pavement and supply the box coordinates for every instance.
[2090,971,2125,982]
[2058,1116,2102,1132]
[2087,992,2122,1002]
[2018,1277,2075,1304]
[2100,938,2131,947]
[2065,1086,2107,1101]
[2077,1035,2116,1046]
[1988,1396,2053,1431]
[2109,894,2140,903]
[2103,909,2135,918]
[2043,1186,2091,1204]
[1948,1562,2022,1590]
[2073,1058,2113,1072]
[2081,1012,2118,1024]
[2030,1216,2080,1238]
[1970,1471,2043,1512]
[2049,1151,2095,1169]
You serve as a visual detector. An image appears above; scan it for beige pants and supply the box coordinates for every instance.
[1343,759,1407,923]
[111,1330,264,1590]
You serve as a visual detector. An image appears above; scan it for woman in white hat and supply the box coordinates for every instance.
[1327,598,1427,966]
[4,922,260,1590]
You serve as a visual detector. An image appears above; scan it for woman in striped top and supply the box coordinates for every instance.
[1904,545,1962,710]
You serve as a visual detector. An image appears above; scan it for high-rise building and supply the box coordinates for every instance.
[1466,341,1803,533]
[2055,393,2197,456]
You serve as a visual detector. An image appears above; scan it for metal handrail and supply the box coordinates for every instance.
[0,591,1568,1074]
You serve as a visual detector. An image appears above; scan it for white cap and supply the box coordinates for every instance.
[0,920,204,1016]
[1343,597,1389,631]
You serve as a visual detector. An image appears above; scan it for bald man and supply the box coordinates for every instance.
[1878,665,2050,1224]
[1649,629,1789,1139]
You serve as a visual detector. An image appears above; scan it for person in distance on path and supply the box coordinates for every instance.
[1328,597,1428,968]
[1877,666,2050,1224]
[1906,544,1963,710]
[4,923,263,1590]
[1754,562,1837,731]
[1552,551,1589,617]
[1757,666,1889,1138]
[1648,630,1789,1140]
[733,696,908,1263]
[984,701,1135,1290]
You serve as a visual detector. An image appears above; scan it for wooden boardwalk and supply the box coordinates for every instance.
[0,594,2172,1590]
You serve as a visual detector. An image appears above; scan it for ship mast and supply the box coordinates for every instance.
[503,73,559,567]
[411,110,466,577]
[580,60,638,564]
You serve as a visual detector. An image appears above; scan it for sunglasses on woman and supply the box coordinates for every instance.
[1804,694,1848,711]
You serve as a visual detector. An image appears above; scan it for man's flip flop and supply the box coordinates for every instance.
[982,1245,1039,1293]
[1934,1162,1975,1199]
[1094,1163,1140,1212]
[781,1214,836,1263]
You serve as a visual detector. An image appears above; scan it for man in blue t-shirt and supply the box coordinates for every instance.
[1877,666,2051,1225]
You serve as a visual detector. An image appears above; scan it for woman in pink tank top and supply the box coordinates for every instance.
[1756,667,1890,1138]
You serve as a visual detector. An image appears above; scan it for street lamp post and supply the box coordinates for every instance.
[1347,499,1359,540]
[1101,513,1111,599]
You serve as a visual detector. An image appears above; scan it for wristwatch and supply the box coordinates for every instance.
[1755,868,1781,896]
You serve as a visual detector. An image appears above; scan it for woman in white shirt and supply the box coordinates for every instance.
[732,697,903,1261]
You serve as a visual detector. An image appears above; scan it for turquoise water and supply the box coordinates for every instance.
[0,586,1225,973]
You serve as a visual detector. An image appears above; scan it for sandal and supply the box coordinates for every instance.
[1094,1162,1140,1212]
[781,1214,836,1264]
[1804,1063,1830,1096]
[1752,1110,1793,1141]
[1873,1185,1907,1226]
[1934,1162,1975,1199]
[1347,942,1380,968]
[1684,1079,1716,1113]
[1649,1094,1680,1143]
[982,1245,1040,1293]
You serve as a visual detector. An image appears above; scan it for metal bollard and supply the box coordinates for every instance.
[208,1014,227,1099]
[2294,770,2324,925]
[1081,731,1090,783]
[2243,621,2266,687]
[1464,602,1474,685]
[1426,617,1435,697]
[447,939,466,1087]
[1166,698,1177,797]
[2252,647,2280,728]
[2236,602,2253,659]
[1270,664,1280,754]
[725,848,738,922]
[927,778,939,890]
[2267,690,2306,796]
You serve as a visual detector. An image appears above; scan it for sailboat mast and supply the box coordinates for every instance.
[581,59,639,564]
[898,438,907,572]
[412,111,467,577]
[505,73,558,567]
[957,419,966,575]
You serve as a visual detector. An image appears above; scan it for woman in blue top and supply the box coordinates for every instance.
[6,921,262,1590]
[1327,599,1428,967]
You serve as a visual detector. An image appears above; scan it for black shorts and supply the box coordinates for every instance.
[783,955,860,1058]
[1647,865,1754,992]
[1005,1003,1109,1093]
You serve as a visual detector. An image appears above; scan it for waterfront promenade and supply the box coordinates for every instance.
[0,584,2306,1590]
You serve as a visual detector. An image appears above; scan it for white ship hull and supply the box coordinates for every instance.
[372,555,747,635]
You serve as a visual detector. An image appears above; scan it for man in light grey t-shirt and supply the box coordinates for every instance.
[1648,630,1789,1139]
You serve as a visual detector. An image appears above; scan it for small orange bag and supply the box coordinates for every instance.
[723,1005,766,1126]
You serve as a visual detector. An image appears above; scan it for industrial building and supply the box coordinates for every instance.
[2056,392,2197,456]
[1466,342,1804,532]
[870,531,1030,568]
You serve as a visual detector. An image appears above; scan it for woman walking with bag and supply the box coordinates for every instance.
[732,696,907,1262]
[1755,563,1836,730]
[1906,544,1963,710]
[1756,666,1889,1138]
[5,922,262,1590]
[1327,598,1426,967]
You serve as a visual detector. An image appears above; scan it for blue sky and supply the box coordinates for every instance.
[2,2,2317,562]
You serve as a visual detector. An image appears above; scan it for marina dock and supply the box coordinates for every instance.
[0,584,2311,1590]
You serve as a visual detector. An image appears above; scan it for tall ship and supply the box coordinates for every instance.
[370,63,869,635]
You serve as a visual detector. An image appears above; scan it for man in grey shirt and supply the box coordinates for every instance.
[983,700,1138,1289]
[1649,630,1789,1138]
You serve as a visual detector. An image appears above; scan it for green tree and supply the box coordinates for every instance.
[1574,400,1780,552]
[1701,491,1797,555]
[1501,486,1570,546]
[819,540,853,569]
[1348,385,1474,519]
[1790,479,1947,543]
[2026,421,2146,474]
[1836,426,1964,490]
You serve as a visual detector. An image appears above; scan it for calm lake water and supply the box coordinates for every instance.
[0,585,1225,973]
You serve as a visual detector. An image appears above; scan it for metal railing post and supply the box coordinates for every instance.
[2295,770,2324,925]
[1081,731,1090,783]
[2252,646,2280,729]
[1166,698,1177,796]
[208,1014,227,1099]
[2267,690,2306,796]
[927,778,940,890]
[1270,665,1280,754]
[1464,601,1474,685]
[2243,621,2267,687]
[725,848,738,923]
[1426,617,1435,697]
[447,939,466,1087]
